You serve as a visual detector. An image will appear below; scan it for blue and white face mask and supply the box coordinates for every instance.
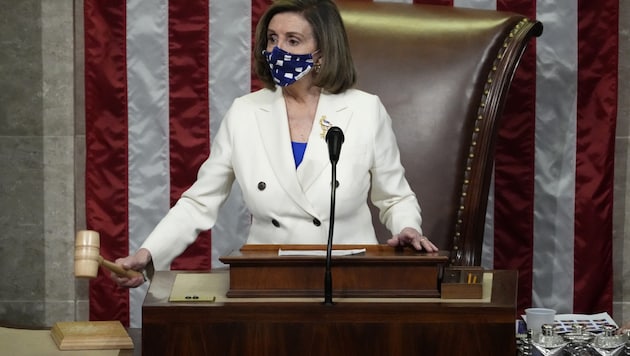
[263,46,316,87]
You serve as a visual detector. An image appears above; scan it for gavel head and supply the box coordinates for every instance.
[74,230,101,278]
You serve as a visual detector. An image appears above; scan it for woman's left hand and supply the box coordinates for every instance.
[387,227,439,252]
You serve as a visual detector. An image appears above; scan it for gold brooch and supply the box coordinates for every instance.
[319,115,332,138]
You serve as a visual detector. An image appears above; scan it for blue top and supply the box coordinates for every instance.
[291,141,307,168]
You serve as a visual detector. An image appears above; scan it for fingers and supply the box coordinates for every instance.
[110,271,145,288]
[388,228,439,252]
[116,255,141,271]
[110,255,146,288]
[418,236,439,252]
[386,236,401,247]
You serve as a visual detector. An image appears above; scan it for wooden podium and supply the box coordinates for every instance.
[219,244,449,298]
[142,245,517,356]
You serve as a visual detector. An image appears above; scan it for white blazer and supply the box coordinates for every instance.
[142,88,422,270]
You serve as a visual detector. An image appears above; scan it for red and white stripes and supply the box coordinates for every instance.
[84,0,617,327]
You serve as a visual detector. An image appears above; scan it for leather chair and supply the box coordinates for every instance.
[338,2,543,266]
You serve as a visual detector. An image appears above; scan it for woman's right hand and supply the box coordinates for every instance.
[111,248,152,288]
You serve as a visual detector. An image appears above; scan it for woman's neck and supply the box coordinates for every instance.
[283,83,321,143]
[281,81,321,104]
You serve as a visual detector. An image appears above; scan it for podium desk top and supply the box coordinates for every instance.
[144,269,517,311]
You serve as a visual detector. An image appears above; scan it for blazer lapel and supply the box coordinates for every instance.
[297,91,353,192]
[256,90,318,214]
[255,90,354,215]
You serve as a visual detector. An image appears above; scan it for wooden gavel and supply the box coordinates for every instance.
[74,230,143,279]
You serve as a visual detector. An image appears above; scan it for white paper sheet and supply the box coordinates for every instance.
[278,248,366,257]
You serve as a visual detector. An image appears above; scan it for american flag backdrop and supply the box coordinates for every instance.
[84,0,618,327]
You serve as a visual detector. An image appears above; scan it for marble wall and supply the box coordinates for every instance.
[0,1,46,326]
[0,0,628,328]
[0,0,86,327]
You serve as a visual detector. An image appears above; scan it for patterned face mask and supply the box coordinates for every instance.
[263,46,316,86]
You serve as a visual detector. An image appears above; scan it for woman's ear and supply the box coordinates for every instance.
[314,62,322,74]
[314,54,323,73]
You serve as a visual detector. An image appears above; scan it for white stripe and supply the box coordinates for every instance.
[533,0,577,313]
[454,0,495,10]
[209,0,252,267]
[126,0,170,328]
[482,171,495,269]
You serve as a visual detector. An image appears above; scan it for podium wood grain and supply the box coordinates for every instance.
[220,244,449,298]
[142,270,517,356]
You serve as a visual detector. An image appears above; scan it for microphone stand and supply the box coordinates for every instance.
[324,127,343,306]
[324,159,337,306]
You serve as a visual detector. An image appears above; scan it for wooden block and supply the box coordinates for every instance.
[50,321,133,350]
[441,267,484,299]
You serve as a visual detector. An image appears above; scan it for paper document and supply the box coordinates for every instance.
[521,312,617,334]
[278,248,366,256]
[170,273,217,302]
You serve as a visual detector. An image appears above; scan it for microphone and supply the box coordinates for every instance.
[324,127,344,305]
[326,127,344,163]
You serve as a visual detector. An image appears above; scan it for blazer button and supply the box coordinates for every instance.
[258,182,266,191]
[272,219,280,227]
[312,218,321,226]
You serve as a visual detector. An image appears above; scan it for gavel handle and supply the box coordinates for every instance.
[98,256,144,279]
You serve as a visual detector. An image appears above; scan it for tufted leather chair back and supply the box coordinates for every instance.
[338,2,542,265]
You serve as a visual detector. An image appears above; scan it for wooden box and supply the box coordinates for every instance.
[441,267,484,299]
[219,244,449,298]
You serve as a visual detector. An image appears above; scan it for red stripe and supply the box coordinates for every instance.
[574,0,617,314]
[251,0,273,92]
[494,0,537,315]
[84,0,130,325]
[168,0,212,271]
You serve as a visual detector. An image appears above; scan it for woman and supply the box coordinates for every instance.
[113,0,438,288]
